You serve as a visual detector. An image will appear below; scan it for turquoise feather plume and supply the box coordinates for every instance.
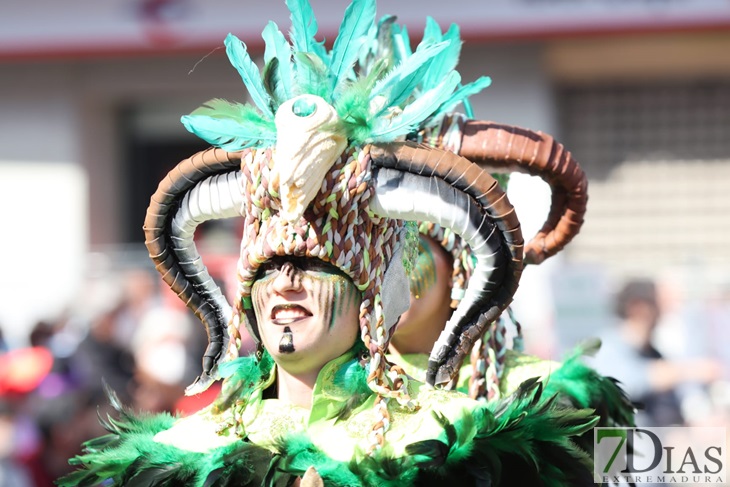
[181,99,276,150]
[330,0,377,92]
[224,34,274,119]
[431,76,492,121]
[358,15,397,76]
[262,21,294,106]
[370,71,461,140]
[286,0,328,61]
[390,24,412,64]
[294,51,331,99]
[420,21,462,91]
[370,40,449,110]
[183,1,488,151]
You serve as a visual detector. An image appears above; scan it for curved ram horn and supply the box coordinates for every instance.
[143,147,245,395]
[459,121,588,265]
[366,141,524,387]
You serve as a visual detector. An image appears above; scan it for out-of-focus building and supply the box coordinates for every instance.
[2,0,730,347]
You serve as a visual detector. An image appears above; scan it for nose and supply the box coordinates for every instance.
[272,261,303,294]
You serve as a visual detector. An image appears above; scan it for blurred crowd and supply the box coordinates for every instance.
[0,263,251,486]
[1,258,728,485]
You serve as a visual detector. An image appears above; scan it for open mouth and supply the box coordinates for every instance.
[271,304,312,325]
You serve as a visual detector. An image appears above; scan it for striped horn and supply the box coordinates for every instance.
[366,141,524,387]
[459,121,588,265]
[143,147,245,395]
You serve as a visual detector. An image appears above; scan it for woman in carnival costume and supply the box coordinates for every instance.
[60,1,629,485]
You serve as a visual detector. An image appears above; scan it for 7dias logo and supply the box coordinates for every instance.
[594,427,726,484]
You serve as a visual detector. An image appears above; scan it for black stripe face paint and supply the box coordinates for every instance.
[307,270,359,330]
[279,326,295,353]
[251,257,361,364]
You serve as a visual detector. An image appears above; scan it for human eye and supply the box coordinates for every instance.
[301,258,347,278]
[256,261,280,280]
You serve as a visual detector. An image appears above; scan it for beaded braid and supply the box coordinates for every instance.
[468,335,497,401]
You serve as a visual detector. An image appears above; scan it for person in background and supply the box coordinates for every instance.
[592,278,722,426]
[0,347,54,487]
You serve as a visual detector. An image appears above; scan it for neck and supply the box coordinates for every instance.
[275,366,319,409]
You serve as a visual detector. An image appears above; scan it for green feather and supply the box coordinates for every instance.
[335,59,386,143]
[224,34,274,118]
[277,433,364,485]
[181,99,276,150]
[545,339,636,428]
[370,71,461,141]
[351,449,419,487]
[337,97,372,143]
[331,356,371,421]
[61,371,604,487]
[262,21,294,105]
[329,0,377,92]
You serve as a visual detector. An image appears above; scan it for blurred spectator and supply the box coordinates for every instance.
[29,321,56,349]
[1,402,35,487]
[0,257,250,484]
[0,347,54,487]
[592,278,723,426]
[70,303,136,404]
[113,269,161,347]
[130,307,195,413]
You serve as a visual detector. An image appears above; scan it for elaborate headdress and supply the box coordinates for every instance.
[144,0,525,447]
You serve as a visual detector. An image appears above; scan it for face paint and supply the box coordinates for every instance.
[279,326,295,353]
[251,256,361,376]
[410,236,437,299]
[253,257,359,331]
[304,270,359,330]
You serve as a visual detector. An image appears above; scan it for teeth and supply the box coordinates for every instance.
[275,309,308,320]
[272,306,311,322]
